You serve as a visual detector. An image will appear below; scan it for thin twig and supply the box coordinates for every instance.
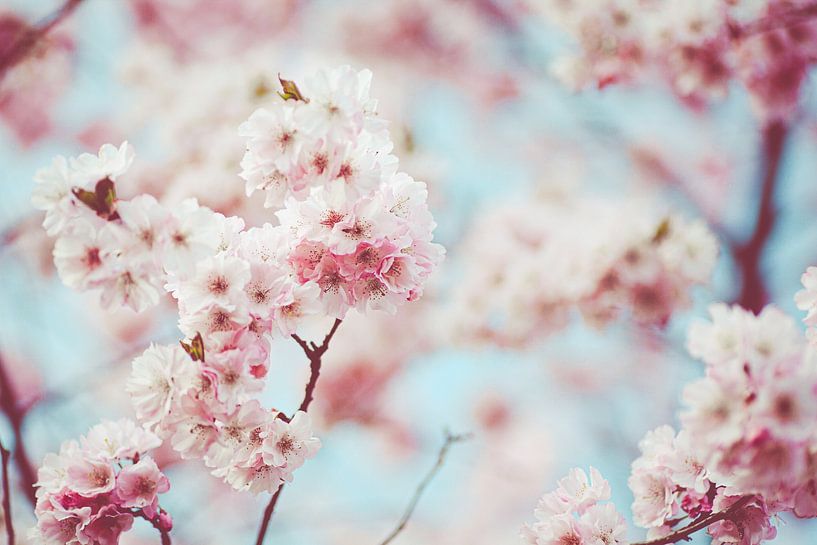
[0,0,85,83]
[0,440,14,545]
[0,354,36,507]
[631,495,754,545]
[253,484,285,545]
[379,431,471,545]
[253,319,343,545]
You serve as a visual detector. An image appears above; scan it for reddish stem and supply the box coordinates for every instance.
[133,509,171,545]
[0,355,37,507]
[631,495,754,545]
[252,484,285,545]
[0,440,14,545]
[0,0,84,83]
[733,120,787,313]
[253,319,342,545]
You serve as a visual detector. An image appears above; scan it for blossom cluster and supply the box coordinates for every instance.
[238,66,444,316]
[681,303,817,515]
[526,276,817,545]
[521,467,627,545]
[127,343,320,494]
[621,302,817,545]
[30,141,237,313]
[34,66,444,325]
[628,425,777,545]
[450,195,717,347]
[32,419,171,545]
[535,0,817,119]
[32,64,443,510]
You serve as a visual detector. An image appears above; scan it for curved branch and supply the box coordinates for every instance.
[632,495,754,545]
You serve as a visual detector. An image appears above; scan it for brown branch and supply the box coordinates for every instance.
[253,484,285,545]
[253,319,342,545]
[0,439,14,545]
[0,354,36,507]
[297,318,342,413]
[733,120,787,313]
[379,431,471,545]
[0,0,84,84]
[632,495,754,545]
[133,509,171,545]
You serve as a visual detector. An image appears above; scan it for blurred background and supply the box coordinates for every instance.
[2,0,817,544]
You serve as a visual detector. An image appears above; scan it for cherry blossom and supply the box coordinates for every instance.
[534,0,817,120]
[32,419,172,545]
[450,194,717,347]
[522,467,626,545]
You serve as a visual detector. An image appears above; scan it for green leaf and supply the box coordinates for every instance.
[180,332,206,362]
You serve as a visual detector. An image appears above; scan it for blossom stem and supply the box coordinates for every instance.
[631,495,754,545]
[0,439,14,545]
[133,510,171,545]
[0,354,37,507]
[734,120,788,313]
[253,484,285,545]
[253,319,342,545]
[379,431,471,545]
[0,0,85,83]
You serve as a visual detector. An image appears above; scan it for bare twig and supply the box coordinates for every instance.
[253,484,285,545]
[379,431,471,545]
[0,354,36,507]
[0,0,85,83]
[253,319,342,545]
[631,495,754,545]
[0,439,14,545]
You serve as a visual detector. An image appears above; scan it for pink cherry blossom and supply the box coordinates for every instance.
[115,458,170,509]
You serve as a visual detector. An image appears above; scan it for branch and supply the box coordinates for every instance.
[254,319,342,545]
[0,354,36,506]
[253,484,285,545]
[733,120,787,313]
[379,431,471,545]
[133,509,171,545]
[631,495,754,545]
[0,440,14,545]
[0,0,84,83]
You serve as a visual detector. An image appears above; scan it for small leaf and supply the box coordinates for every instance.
[277,74,308,102]
[72,187,98,210]
[72,177,120,221]
[180,332,206,362]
